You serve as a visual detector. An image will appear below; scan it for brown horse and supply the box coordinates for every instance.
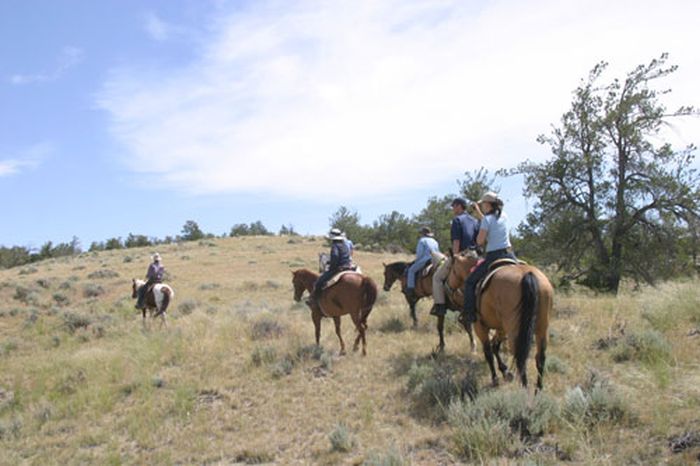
[131,279,174,328]
[382,260,476,353]
[451,251,553,390]
[292,268,378,355]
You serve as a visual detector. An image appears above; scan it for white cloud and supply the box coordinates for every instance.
[144,12,170,41]
[9,46,84,85]
[97,0,700,201]
[0,143,51,177]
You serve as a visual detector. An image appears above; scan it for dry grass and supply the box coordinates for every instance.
[0,235,699,464]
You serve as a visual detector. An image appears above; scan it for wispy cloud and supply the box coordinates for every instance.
[97,0,700,201]
[9,46,84,85]
[0,142,51,177]
[144,12,170,41]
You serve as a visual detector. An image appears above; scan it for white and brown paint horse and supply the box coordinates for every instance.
[131,279,174,328]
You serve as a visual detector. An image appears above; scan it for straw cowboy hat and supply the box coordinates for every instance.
[152,253,161,262]
[479,192,501,205]
[327,228,345,241]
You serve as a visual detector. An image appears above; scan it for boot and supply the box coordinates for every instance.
[430,303,446,316]
[459,308,477,326]
[405,288,416,300]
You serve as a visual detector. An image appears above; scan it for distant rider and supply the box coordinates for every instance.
[405,227,440,300]
[136,253,165,310]
[309,228,353,305]
[430,197,480,316]
[461,192,517,324]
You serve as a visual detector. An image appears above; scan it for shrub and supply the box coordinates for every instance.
[611,330,673,366]
[63,312,92,334]
[363,449,408,466]
[234,450,275,464]
[449,389,560,461]
[562,371,630,427]
[35,278,52,289]
[13,286,39,305]
[18,266,38,275]
[87,269,120,279]
[329,423,355,452]
[270,356,294,378]
[52,293,70,306]
[544,355,570,374]
[83,283,105,298]
[250,318,286,340]
[406,362,460,421]
[379,317,406,333]
[251,346,277,367]
[199,283,221,290]
[177,300,199,315]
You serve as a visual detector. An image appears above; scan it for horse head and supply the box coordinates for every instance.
[449,250,480,286]
[291,270,306,302]
[382,262,404,292]
[132,278,145,298]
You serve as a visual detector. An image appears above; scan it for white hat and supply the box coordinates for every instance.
[327,228,344,241]
[152,253,161,261]
[479,192,500,204]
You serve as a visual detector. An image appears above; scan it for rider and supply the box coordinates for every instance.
[136,253,165,310]
[405,227,439,300]
[430,197,480,316]
[309,228,353,305]
[461,192,517,324]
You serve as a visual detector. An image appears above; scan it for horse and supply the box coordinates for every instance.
[131,279,174,328]
[383,260,476,353]
[291,268,378,355]
[450,251,553,391]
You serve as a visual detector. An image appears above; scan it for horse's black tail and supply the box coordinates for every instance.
[515,272,538,379]
[360,277,378,329]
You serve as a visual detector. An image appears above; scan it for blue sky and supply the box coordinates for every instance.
[1,0,699,250]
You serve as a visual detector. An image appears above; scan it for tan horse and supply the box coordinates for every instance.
[292,269,378,355]
[451,251,553,390]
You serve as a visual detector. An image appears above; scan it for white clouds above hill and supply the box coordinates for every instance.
[97,0,700,201]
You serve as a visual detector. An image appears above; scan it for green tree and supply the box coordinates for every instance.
[181,220,205,241]
[329,206,369,245]
[414,195,454,251]
[515,54,699,292]
[371,211,417,252]
[125,233,152,248]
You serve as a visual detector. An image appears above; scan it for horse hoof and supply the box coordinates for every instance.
[504,372,514,383]
[491,379,500,388]
[339,350,346,356]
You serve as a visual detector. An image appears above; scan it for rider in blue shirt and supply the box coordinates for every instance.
[405,227,440,299]
[461,192,517,324]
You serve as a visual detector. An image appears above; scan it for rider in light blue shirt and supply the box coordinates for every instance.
[405,227,440,299]
[461,192,517,324]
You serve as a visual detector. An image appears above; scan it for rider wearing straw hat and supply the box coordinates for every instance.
[461,192,517,324]
[309,228,353,304]
[136,252,165,310]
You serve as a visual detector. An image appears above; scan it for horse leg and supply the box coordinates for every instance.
[312,309,322,347]
[410,300,418,327]
[465,323,477,354]
[436,315,445,353]
[493,338,513,382]
[475,324,498,386]
[535,337,547,393]
[350,313,364,354]
[333,316,346,355]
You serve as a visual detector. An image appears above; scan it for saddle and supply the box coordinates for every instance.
[321,268,360,290]
[475,258,520,311]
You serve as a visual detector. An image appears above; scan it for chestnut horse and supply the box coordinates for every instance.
[131,279,174,328]
[292,268,378,355]
[451,251,553,391]
[382,260,476,353]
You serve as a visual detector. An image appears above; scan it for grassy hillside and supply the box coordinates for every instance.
[1,236,699,465]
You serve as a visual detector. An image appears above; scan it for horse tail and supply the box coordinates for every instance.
[515,272,538,378]
[360,277,378,329]
[158,286,172,316]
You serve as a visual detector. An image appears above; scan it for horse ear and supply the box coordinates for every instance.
[447,248,453,258]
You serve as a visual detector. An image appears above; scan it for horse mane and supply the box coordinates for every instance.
[387,261,409,275]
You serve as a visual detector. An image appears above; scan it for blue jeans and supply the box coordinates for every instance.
[406,259,430,289]
[463,249,517,312]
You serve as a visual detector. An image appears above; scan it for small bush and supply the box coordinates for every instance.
[449,389,560,461]
[35,278,52,289]
[270,356,294,378]
[52,293,70,306]
[250,318,286,340]
[0,418,22,440]
[87,269,120,279]
[363,449,408,466]
[63,312,92,334]
[123,256,133,263]
[199,282,221,290]
[296,344,325,361]
[1,340,19,356]
[18,266,38,275]
[58,281,72,290]
[611,330,673,366]
[234,450,275,464]
[177,300,199,315]
[407,362,460,420]
[251,346,277,367]
[13,286,40,305]
[83,283,105,298]
[379,317,406,333]
[329,423,355,452]
[562,371,630,427]
[544,355,570,374]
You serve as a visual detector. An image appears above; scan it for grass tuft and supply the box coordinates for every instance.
[329,422,355,452]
